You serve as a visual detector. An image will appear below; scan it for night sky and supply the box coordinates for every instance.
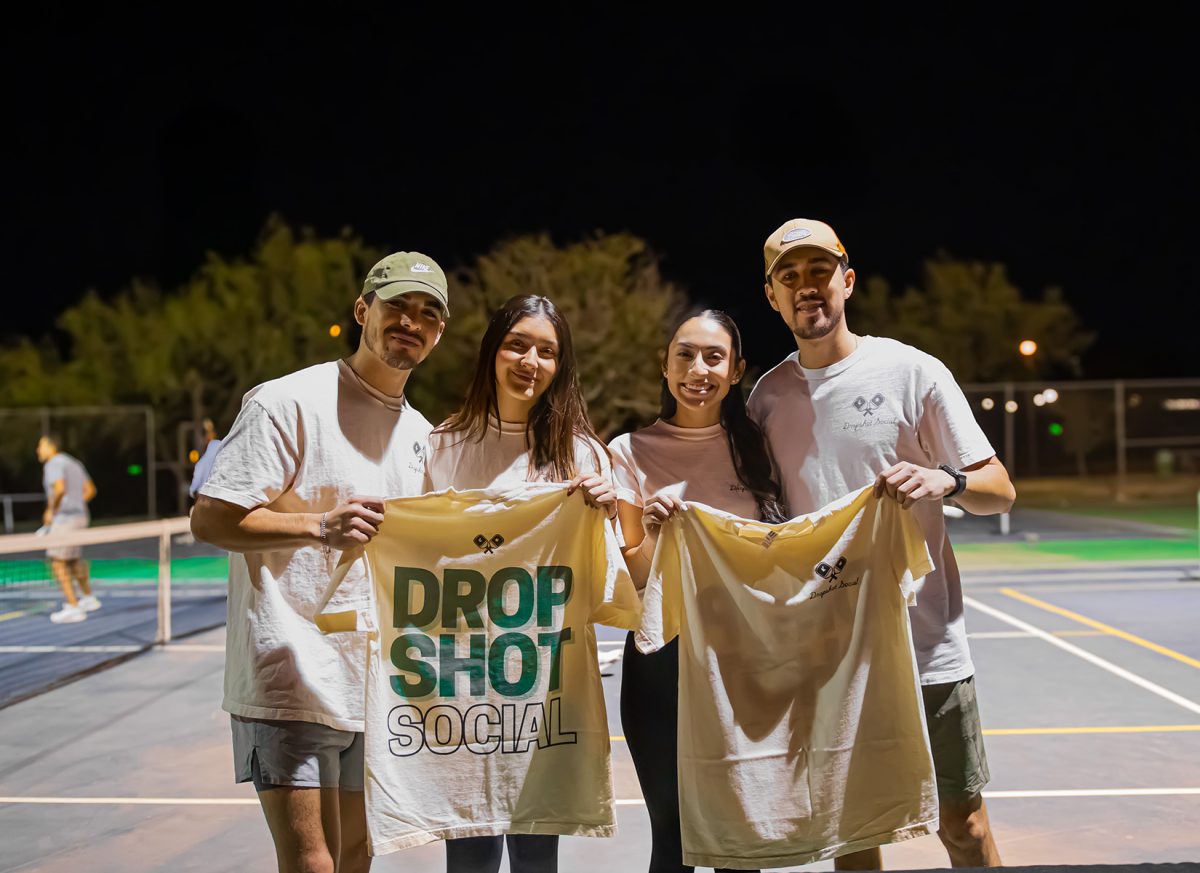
[5,14,1195,380]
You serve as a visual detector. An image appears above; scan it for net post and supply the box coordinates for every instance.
[156,523,172,644]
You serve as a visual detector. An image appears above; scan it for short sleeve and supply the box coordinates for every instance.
[588,508,643,631]
[634,516,684,653]
[916,360,995,469]
[884,498,936,604]
[199,399,300,510]
[607,433,643,506]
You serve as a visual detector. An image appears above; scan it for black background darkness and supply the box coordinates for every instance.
[4,13,1196,380]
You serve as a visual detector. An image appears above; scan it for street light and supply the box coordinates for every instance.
[1018,339,1038,357]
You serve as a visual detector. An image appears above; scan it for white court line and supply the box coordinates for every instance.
[0,645,142,653]
[5,789,1199,806]
[969,631,1037,639]
[596,640,625,648]
[963,595,1200,716]
[159,644,224,652]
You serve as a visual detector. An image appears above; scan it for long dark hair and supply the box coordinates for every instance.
[659,309,788,523]
[439,295,606,480]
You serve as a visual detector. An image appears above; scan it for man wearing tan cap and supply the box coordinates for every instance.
[192,251,449,873]
[747,220,1014,869]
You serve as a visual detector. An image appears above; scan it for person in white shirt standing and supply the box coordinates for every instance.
[747,219,1015,869]
[609,309,783,873]
[191,251,449,873]
[425,294,617,873]
[37,434,99,623]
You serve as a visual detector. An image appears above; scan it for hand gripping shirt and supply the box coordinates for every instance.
[319,483,641,855]
[636,486,937,869]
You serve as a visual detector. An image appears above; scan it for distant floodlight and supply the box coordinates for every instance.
[1019,340,1038,356]
[981,397,995,411]
[1033,393,1046,407]
[329,325,343,338]
[1042,388,1059,403]
[1005,400,1019,413]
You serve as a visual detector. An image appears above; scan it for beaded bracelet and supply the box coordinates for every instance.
[320,512,331,556]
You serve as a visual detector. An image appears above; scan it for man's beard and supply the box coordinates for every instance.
[365,326,418,370]
[792,304,844,341]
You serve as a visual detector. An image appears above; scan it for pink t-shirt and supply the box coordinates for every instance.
[608,419,762,520]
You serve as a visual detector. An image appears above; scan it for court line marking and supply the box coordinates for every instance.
[4,789,1199,806]
[963,595,1200,716]
[0,610,33,622]
[0,644,227,654]
[969,630,1105,639]
[983,725,1200,735]
[0,645,143,653]
[1000,587,1200,670]
[609,725,1200,742]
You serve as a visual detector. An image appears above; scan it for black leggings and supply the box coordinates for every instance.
[620,633,756,873]
[445,834,559,873]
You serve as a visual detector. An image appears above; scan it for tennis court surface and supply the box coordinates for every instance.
[1,509,1198,871]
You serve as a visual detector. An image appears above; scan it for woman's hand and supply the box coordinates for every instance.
[567,473,618,519]
[641,492,684,537]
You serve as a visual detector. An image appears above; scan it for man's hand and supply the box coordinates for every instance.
[641,492,685,537]
[567,474,618,519]
[875,462,956,510]
[322,496,385,549]
[42,508,53,527]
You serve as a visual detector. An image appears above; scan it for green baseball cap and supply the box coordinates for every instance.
[361,251,449,315]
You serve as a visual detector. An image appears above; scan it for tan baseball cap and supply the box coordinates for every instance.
[362,251,449,315]
[763,218,848,278]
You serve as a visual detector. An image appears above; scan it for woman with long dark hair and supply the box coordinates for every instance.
[609,309,784,873]
[426,294,617,873]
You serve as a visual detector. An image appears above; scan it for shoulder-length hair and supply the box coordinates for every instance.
[659,309,788,523]
[439,295,606,480]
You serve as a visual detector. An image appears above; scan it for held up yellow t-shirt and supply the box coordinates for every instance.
[637,486,938,869]
[321,483,640,855]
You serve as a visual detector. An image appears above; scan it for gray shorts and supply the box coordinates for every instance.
[922,675,991,803]
[46,514,88,561]
[231,716,364,792]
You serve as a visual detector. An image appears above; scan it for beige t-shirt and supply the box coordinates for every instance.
[201,360,432,731]
[747,337,995,684]
[320,485,642,854]
[637,486,937,869]
[608,420,761,519]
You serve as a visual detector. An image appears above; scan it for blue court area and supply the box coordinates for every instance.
[1,559,1198,871]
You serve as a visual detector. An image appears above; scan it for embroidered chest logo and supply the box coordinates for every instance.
[815,556,847,581]
[473,534,505,554]
[853,393,886,418]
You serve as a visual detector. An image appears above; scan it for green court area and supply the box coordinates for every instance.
[957,537,1199,569]
[0,555,228,587]
[1051,504,1199,532]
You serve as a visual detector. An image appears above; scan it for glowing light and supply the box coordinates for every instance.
[329,325,342,338]
[1018,340,1038,356]
[1033,394,1046,407]
[981,397,995,411]
[127,464,143,476]
[1164,398,1200,411]
[188,450,200,463]
[1049,423,1064,436]
[1042,388,1059,403]
[1005,400,1019,414]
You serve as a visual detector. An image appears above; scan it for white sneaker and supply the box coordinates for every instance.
[50,603,87,623]
[78,595,102,612]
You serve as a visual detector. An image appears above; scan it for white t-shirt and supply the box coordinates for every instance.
[637,486,937,868]
[201,360,432,730]
[747,336,995,684]
[425,419,610,492]
[608,419,761,519]
[319,485,642,854]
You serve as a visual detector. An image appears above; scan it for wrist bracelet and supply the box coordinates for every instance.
[320,512,331,555]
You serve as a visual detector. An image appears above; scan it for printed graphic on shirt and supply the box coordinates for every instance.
[320,485,640,854]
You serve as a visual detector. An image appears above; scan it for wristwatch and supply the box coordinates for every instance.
[938,464,967,498]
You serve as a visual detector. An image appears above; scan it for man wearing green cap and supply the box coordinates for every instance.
[192,251,449,873]
[748,220,1014,869]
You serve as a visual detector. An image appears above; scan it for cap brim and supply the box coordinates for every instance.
[765,243,846,278]
[372,279,449,314]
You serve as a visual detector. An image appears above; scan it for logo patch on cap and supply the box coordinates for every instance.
[782,228,812,243]
[411,263,433,273]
